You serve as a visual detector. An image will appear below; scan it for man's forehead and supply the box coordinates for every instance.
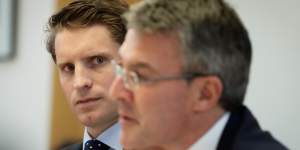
[119,29,180,55]
[126,28,178,41]
[118,28,184,71]
[117,52,154,70]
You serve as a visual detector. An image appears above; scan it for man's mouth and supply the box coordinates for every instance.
[119,111,138,125]
[74,97,104,111]
[76,97,102,105]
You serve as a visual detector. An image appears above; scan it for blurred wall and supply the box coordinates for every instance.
[229,0,300,149]
[0,0,54,150]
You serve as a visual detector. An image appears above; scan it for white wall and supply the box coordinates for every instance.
[229,0,300,149]
[0,0,54,150]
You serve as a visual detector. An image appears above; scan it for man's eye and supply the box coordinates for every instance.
[92,56,106,65]
[135,71,148,81]
[61,64,74,73]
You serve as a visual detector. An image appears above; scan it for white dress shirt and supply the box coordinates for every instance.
[188,112,230,150]
[83,123,122,150]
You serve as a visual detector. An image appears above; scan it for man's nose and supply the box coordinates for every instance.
[109,76,133,103]
[73,66,93,91]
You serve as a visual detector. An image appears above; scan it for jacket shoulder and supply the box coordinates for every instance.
[60,142,82,150]
[218,106,288,150]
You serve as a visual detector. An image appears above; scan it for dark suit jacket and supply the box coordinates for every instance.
[60,142,117,150]
[61,106,288,150]
[216,106,288,150]
[60,143,82,150]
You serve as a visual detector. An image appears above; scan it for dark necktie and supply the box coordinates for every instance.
[84,139,111,150]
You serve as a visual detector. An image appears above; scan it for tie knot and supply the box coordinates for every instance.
[84,139,111,150]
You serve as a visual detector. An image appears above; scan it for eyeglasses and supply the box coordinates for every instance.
[111,60,208,90]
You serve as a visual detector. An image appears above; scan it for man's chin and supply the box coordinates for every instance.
[77,113,118,128]
[76,112,98,127]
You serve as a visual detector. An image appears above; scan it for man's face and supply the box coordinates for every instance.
[110,29,194,149]
[55,25,119,129]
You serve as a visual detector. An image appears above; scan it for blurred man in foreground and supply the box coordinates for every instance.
[110,0,288,149]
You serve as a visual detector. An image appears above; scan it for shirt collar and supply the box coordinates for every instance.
[83,123,122,150]
[188,112,230,150]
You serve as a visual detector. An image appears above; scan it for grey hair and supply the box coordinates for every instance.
[124,0,252,111]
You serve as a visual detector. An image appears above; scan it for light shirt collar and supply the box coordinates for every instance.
[83,123,122,150]
[188,112,230,150]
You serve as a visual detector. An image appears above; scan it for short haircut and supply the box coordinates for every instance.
[125,0,252,111]
[46,0,128,62]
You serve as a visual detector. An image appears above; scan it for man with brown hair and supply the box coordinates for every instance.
[46,0,128,149]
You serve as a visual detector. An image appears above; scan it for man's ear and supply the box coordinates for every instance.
[190,76,223,112]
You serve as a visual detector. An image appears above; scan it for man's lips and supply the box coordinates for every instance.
[76,97,102,105]
[119,112,138,124]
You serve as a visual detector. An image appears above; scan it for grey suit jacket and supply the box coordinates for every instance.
[60,142,117,150]
[60,143,82,150]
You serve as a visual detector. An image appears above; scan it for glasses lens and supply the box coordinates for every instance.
[115,64,123,76]
[111,60,141,90]
[112,61,131,89]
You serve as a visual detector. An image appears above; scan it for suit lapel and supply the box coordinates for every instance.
[216,106,245,150]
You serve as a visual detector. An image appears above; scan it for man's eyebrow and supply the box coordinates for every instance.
[127,61,158,74]
[56,60,69,67]
[84,51,113,59]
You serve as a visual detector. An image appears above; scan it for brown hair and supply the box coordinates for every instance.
[46,0,128,62]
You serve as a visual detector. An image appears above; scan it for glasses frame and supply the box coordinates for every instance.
[112,60,209,90]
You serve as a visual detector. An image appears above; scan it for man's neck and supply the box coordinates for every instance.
[164,107,225,150]
[83,122,122,150]
[87,119,118,138]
